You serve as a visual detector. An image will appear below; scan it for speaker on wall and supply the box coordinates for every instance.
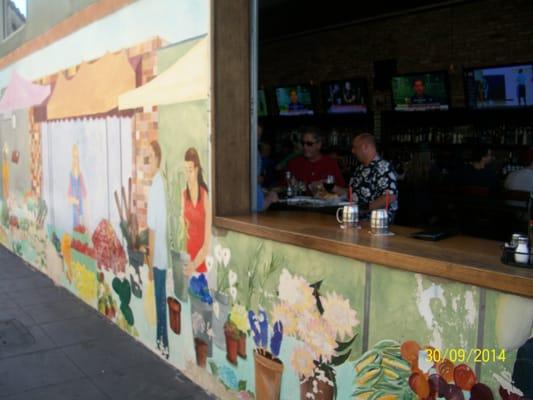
[373,59,397,91]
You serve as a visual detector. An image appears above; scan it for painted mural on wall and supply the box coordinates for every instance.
[0,1,531,400]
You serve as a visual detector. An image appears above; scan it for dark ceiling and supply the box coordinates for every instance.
[259,0,474,42]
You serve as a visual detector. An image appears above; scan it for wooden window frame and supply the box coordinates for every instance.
[211,0,253,220]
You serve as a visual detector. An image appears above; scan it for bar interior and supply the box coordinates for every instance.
[254,0,533,245]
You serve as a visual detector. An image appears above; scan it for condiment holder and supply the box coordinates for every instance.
[501,233,533,268]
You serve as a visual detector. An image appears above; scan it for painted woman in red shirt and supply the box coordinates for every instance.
[182,147,211,277]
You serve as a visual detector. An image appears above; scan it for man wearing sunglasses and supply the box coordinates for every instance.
[287,127,345,193]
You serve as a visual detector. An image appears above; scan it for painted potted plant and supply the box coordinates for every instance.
[194,337,209,368]
[163,163,189,302]
[189,273,213,364]
[211,244,233,350]
[226,303,249,361]
[114,178,148,288]
[249,309,284,400]
[273,269,359,400]
[231,244,282,363]
[167,297,181,335]
[224,319,241,365]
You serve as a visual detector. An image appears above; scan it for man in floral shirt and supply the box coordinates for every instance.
[350,133,398,222]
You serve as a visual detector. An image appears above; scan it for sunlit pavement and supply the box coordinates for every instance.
[0,246,214,400]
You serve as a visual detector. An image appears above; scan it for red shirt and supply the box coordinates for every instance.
[184,187,207,273]
[287,155,345,187]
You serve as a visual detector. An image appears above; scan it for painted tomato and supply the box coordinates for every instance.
[401,340,421,368]
[454,364,477,391]
[409,371,430,399]
[437,359,455,383]
[429,373,449,398]
[470,383,494,400]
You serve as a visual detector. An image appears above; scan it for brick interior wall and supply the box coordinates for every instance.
[259,0,533,109]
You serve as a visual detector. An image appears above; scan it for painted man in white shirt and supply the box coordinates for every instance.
[147,140,170,359]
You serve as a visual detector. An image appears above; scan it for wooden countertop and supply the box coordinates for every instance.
[214,211,533,298]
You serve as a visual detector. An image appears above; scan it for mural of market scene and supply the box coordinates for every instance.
[0,1,531,400]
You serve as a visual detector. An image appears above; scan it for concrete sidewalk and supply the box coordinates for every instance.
[0,246,215,400]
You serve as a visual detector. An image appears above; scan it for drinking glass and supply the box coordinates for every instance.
[324,175,335,193]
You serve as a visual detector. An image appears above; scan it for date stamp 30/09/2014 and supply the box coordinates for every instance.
[423,348,507,364]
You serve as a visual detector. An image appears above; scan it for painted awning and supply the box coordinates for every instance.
[0,72,51,115]
[47,50,136,120]
[118,36,208,110]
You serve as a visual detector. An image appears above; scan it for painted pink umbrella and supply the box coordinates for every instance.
[0,71,50,114]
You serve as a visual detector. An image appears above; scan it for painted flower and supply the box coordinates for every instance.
[297,313,337,362]
[321,291,359,341]
[215,244,224,263]
[230,304,248,333]
[278,269,315,313]
[222,247,231,267]
[213,301,220,319]
[270,302,297,336]
[192,312,205,335]
[230,286,237,302]
[229,270,238,287]
[291,344,316,379]
[206,255,214,272]
[238,392,251,400]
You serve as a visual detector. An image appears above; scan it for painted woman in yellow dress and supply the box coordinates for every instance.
[2,143,9,201]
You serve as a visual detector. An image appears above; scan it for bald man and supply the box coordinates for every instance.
[350,133,398,222]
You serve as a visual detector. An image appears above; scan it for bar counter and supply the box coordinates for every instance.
[214,211,533,298]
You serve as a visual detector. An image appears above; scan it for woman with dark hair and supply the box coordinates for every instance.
[182,147,211,277]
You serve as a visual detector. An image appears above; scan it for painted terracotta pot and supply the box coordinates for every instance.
[254,350,284,400]
[194,337,208,368]
[167,297,181,335]
[300,377,334,400]
[224,323,239,365]
[238,332,247,359]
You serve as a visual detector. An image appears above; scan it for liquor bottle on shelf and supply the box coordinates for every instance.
[329,129,338,147]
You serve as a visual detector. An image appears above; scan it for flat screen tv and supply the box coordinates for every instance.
[275,84,314,116]
[391,71,450,111]
[258,89,268,117]
[465,63,533,109]
[323,78,368,114]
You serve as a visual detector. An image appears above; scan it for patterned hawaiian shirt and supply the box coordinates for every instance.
[350,156,398,221]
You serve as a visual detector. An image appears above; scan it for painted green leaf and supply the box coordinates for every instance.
[209,361,218,376]
[238,380,247,391]
[331,349,352,366]
[335,333,357,352]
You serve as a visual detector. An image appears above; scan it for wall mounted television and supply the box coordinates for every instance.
[275,84,315,116]
[322,78,368,114]
[391,71,450,111]
[465,62,533,109]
